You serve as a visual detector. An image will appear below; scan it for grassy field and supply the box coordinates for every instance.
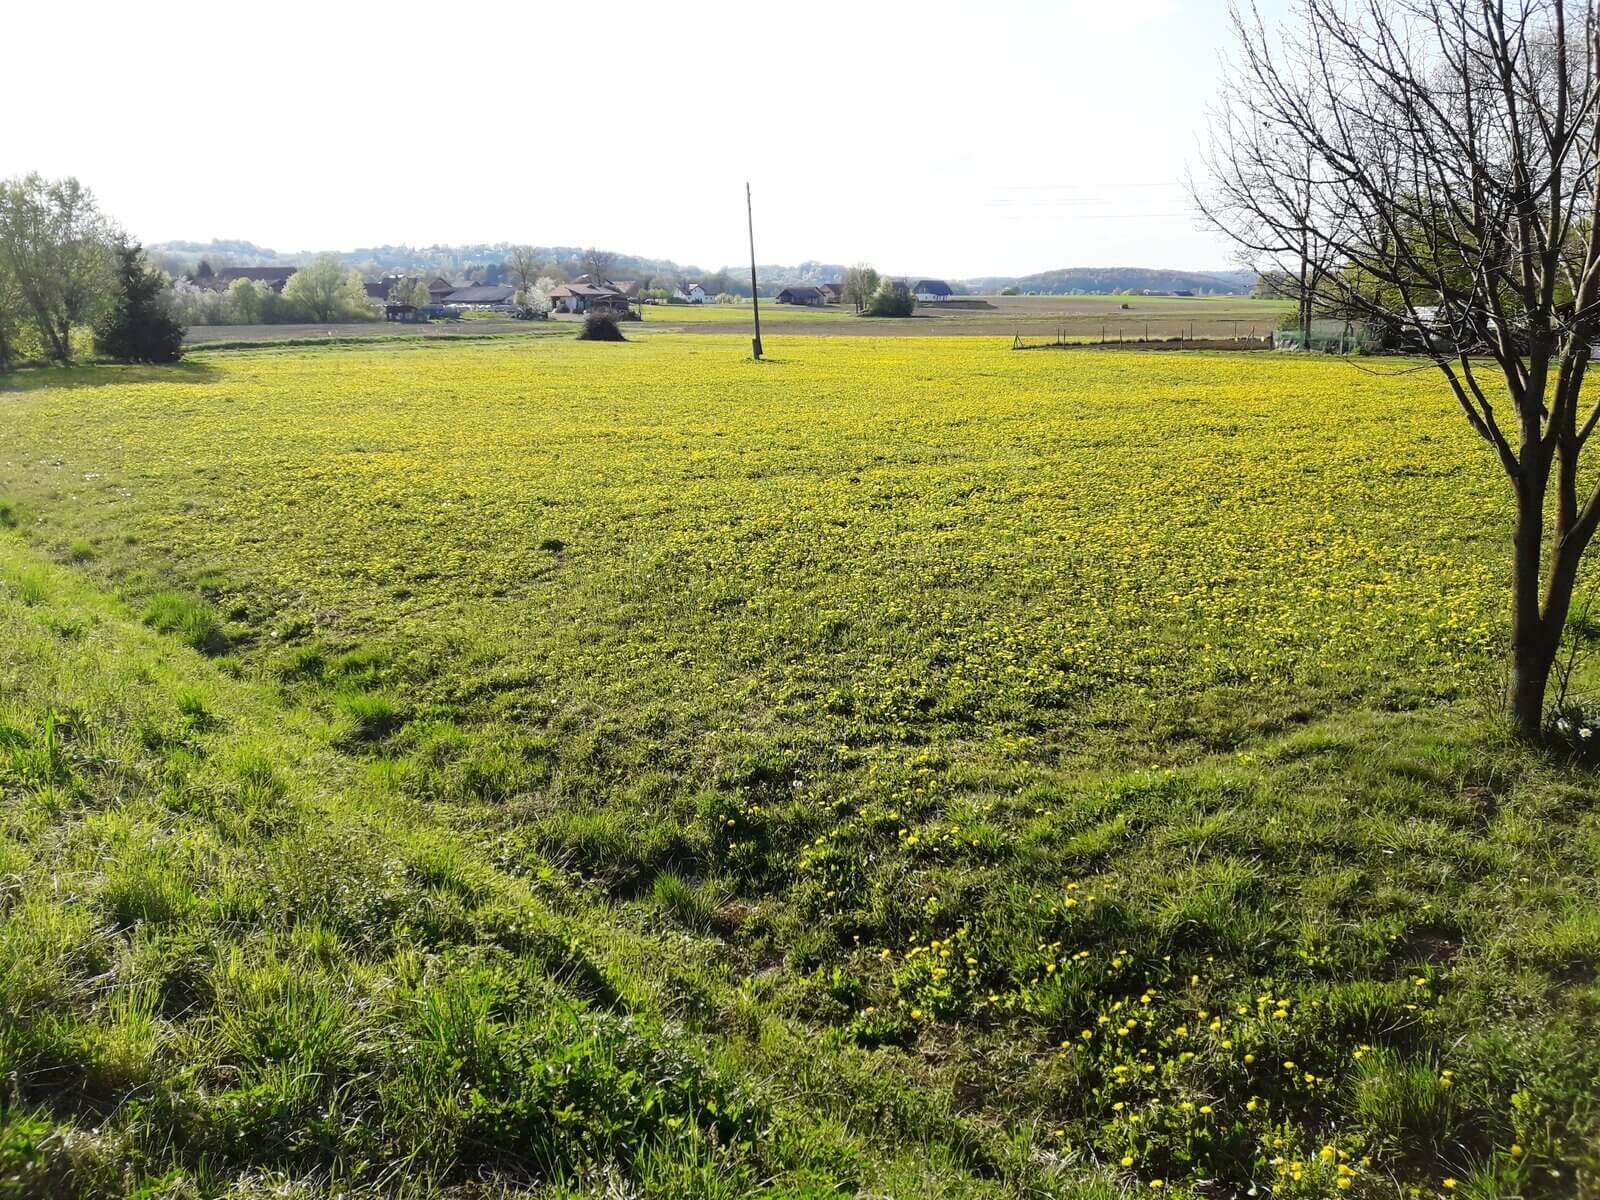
[1,334,1597,1198]
[646,294,1287,340]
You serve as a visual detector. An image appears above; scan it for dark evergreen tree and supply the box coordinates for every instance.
[94,242,185,363]
[194,258,214,285]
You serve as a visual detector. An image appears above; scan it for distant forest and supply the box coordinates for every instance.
[146,240,1255,297]
[962,266,1256,295]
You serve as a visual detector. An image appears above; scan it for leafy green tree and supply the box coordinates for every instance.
[842,264,880,312]
[93,241,184,363]
[223,278,269,324]
[0,174,115,363]
[865,279,915,317]
[283,254,369,322]
[411,281,430,308]
[0,254,20,371]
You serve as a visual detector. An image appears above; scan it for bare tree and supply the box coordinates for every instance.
[581,247,615,285]
[1197,0,1600,735]
[1196,127,1347,348]
[507,245,540,292]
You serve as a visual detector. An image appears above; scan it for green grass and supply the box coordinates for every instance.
[0,335,1598,1196]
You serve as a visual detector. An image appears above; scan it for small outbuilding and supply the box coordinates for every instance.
[776,285,826,306]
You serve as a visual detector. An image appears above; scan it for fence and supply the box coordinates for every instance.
[1012,326,1271,352]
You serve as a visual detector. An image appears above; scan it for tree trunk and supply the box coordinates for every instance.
[1299,253,1311,352]
[1508,481,1556,737]
[1508,634,1557,737]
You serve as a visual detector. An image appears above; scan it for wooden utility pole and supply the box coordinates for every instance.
[747,182,763,360]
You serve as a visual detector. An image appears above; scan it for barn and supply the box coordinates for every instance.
[776,285,826,306]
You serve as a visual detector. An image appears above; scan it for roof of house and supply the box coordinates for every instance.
[610,280,640,296]
[215,266,296,280]
[428,277,456,290]
[820,282,844,293]
[444,284,516,304]
[212,266,297,293]
[777,285,824,300]
[365,276,417,300]
[912,279,953,295]
[550,283,623,298]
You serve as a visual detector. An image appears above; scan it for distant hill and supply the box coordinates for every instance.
[147,241,1253,298]
[958,267,1254,295]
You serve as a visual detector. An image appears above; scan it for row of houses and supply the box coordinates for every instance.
[773,279,953,306]
[207,265,959,313]
[210,267,480,307]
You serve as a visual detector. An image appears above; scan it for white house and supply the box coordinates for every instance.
[679,282,712,304]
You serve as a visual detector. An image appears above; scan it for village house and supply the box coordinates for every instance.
[548,282,630,314]
[775,285,826,306]
[674,282,713,304]
[364,275,422,303]
[912,279,953,302]
[427,277,457,304]
[819,282,844,304]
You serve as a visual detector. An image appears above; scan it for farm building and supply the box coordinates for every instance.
[912,279,953,302]
[549,282,629,314]
[776,285,826,306]
[443,284,517,307]
[213,266,297,294]
[610,280,641,299]
[819,282,844,304]
[364,275,421,302]
[427,277,457,304]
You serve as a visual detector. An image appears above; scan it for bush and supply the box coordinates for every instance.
[864,281,916,317]
[578,312,627,342]
[93,242,184,363]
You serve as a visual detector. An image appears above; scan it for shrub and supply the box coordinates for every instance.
[864,281,916,317]
[578,312,627,342]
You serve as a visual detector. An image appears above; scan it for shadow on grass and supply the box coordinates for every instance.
[0,359,223,393]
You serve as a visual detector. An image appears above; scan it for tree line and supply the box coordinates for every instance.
[0,174,183,370]
[170,255,387,327]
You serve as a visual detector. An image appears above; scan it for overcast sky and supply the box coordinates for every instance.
[7,0,1292,277]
